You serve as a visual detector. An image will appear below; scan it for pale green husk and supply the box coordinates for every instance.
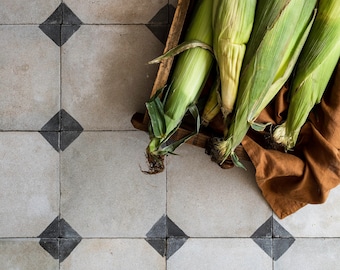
[212,0,256,119]
[210,0,317,167]
[145,0,214,173]
[273,0,340,150]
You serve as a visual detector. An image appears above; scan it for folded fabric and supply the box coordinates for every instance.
[242,64,340,219]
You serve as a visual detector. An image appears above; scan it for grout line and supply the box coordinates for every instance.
[2,236,340,240]
[0,129,145,132]
[58,5,62,269]
[0,23,169,26]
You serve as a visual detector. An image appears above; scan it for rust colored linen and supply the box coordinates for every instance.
[242,64,340,219]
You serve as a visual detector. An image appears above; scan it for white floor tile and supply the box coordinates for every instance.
[61,25,163,130]
[0,0,60,24]
[64,0,168,24]
[60,131,166,237]
[167,238,272,270]
[0,239,59,270]
[60,239,165,270]
[1,0,340,269]
[275,238,340,270]
[167,144,272,237]
[0,132,59,237]
[0,26,60,130]
[276,185,340,237]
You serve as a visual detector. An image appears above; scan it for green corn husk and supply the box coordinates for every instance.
[145,0,214,174]
[201,75,221,127]
[212,0,256,121]
[208,0,317,168]
[273,0,340,150]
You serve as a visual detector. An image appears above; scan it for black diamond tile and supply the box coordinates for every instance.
[61,25,81,45]
[60,109,83,131]
[251,216,295,261]
[146,215,167,238]
[40,109,83,152]
[62,4,82,25]
[145,215,188,259]
[59,219,82,238]
[39,24,62,46]
[273,218,294,238]
[39,239,59,260]
[42,5,63,24]
[38,217,82,262]
[39,3,82,46]
[252,238,272,259]
[60,131,82,151]
[168,4,176,24]
[41,111,61,131]
[59,239,82,262]
[146,25,171,45]
[146,239,166,257]
[39,132,60,151]
[167,237,187,259]
[146,4,176,45]
[149,5,171,24]
[38,217,60,238]
[251,217,273,239]
[273,238,295,261]
[167,217,187,238]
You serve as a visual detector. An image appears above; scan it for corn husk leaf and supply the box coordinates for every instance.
[208,0,317,166]
[273,0,340,150]
[145,0,214,173]
[212,0,256,119]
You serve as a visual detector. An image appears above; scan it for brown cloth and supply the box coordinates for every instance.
[241,63,340,219]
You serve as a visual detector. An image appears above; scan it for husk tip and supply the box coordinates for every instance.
[205,137,232,167]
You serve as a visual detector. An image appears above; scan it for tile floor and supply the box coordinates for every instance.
[1,1,340,269]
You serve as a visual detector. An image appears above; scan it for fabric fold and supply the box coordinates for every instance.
[242,63,340,219]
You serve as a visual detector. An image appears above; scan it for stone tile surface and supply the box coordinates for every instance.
[61,25,163,130]
[0,0,61,24]
[0,26,60,130]
[0,239,59,270]
[60,239,165,270]
[167,144,272,237]
[64,0,168,24]
[0,132,59,237]
[277,185,340,237]
[60,131,166,237]
[1,0,340,269]
[274,238,340,270]
[167,239,272,270]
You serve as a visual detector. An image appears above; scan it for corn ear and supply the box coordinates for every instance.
[208,0,317,166]
[273,0,340,150]
[212,0,256,120]
[201,76,221,126]
[145,0,214,173]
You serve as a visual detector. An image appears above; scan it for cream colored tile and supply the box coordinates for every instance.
[61,25,163,130]
[275,238,340,270]
[0,239,58,270]
[167,239,272,270]
[61,239,165,270]
[65,0,168,24]
[0,26,60,130]
[167,143,272,237]
[276,185,340,237]
[0,133,59,237]
[60,131,166,237]
[0,0,60,24]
